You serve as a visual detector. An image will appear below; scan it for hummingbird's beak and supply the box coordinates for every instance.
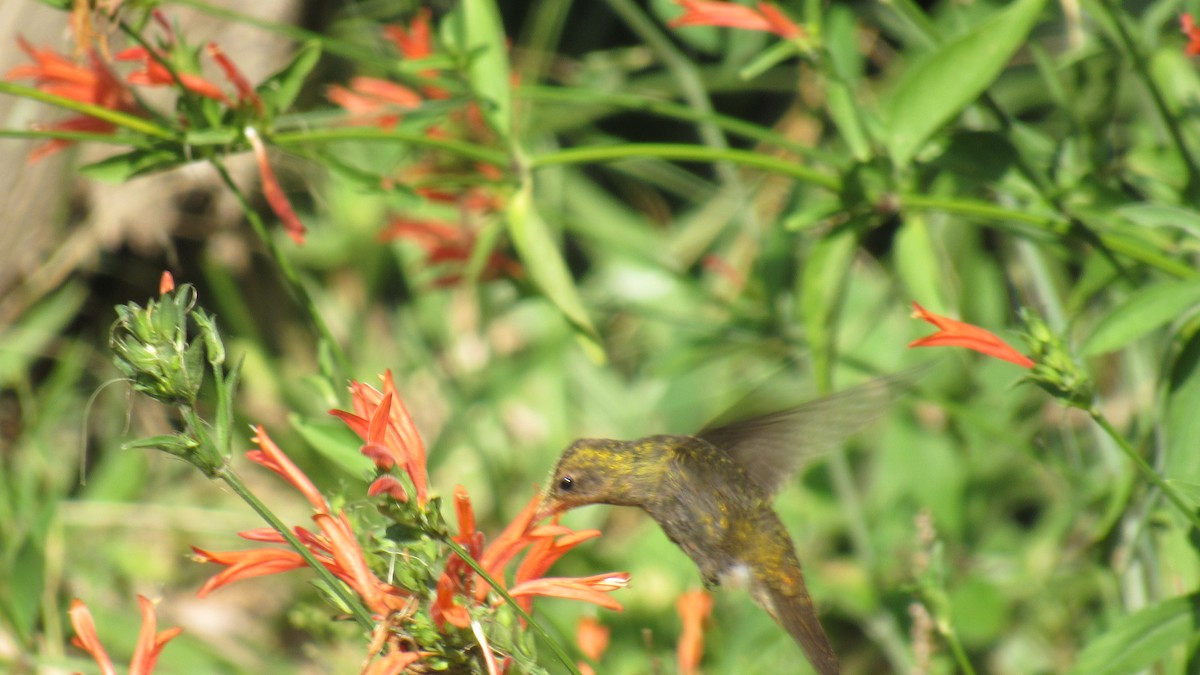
[532,495,561,523]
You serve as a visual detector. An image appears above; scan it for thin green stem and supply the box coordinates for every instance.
[939,620,978,675]
[209,157,350,390]
[531,143,840,190]
[440,537,581,675]
[215,468,376,630]
[518,85,834,164]
[0,128,154,148]
[1089,409,1200,532]
[1089,0,1200,196]
[605,0,765,246]
[900,194,1197,279]
[272,128,510,167]
[0,82,174,139]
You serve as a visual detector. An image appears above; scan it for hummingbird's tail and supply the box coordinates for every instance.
[752,571,840,675]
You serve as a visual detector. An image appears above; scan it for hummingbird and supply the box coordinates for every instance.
[536,370,921,675]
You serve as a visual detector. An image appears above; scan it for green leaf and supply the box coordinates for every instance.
[894,214,945,311]
[506,185,602,359]
[292,417,374,477]
[256,41,322,114]
[1079,280,1200,355]
[445,0,512,141]
[883,0,1047,167]
[1165,480,1200,510]
[798,225,858,381]
[0,283,86,388]
[78,148,184,183]
[1068,594,1200,675]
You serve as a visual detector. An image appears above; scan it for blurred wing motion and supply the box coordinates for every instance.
[697,365,930,496]
[751,573,840,675]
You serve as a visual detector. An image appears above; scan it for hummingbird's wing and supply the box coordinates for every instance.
[696,366,927,496]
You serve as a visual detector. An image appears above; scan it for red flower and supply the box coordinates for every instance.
[381,9,449,99]
[116,45,230,104]
[69,595,183,675]
[207,42,263,113]
[327,76,422,129]
[382,8,434,60]
[245,127,307,245]
[192,426,411,617]
[5,37,141,161]
[432,488,630,627]
[380,216,522,287]
[909,301,1034,368]
[576,616,610,675]
[669,1,804,40]
[1182,14,1200,56]
[676,589,714,675]
[330,370,431,505]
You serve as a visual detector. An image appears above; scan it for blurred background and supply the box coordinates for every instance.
[3,0,1197,673]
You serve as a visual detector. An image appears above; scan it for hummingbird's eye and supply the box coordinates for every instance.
[559,476,574,492]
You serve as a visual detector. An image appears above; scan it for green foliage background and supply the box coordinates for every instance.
[4,0,1200,673]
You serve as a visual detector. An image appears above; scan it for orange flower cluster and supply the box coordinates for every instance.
[69,595,182,675]
[669,0,805,40]
[327,9,520,287]
[433,486,630,629]
[330,371,431,505]
[6,13,304,244]
[192,425,413,618]
[191,371,628,672]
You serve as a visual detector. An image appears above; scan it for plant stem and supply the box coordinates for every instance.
[209,157,350,392]
[531,143,840,190]
[441,537,581,675]
[939,619,978,675]
[0,82,173,139]
[216,468,376,630]
[1089,409,1200,532]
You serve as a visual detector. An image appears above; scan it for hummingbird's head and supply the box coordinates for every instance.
[537,437,637,520]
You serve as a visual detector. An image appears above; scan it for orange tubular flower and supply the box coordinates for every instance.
[69,596,183,675]
[6,37,142,161]
[576,616,610,675]
[192,426,411,617]
[330,370,431,505]
[245,127,307,245]
[327,76,422,129]
[909,301,1035,368]
[382,8,434,60]
[380,216,522,287]
[115,46,230,104]
[1183,14,1200,56]
[191,546,307,596]
[676,589,714,675]
[432,488,630,627]
[669,0,805,40]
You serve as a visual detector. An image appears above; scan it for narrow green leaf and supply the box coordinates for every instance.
[883,0,1047,167]
[1068,594,1200,675]
[1165,480,1200,510]
[0,284,86,388]
[506,186,602,356]
[292,417,374,477]
[445,0,512,141]
[798,226,858,379]
[257,41,322,114]
[1079,280,1200,355]
[894,215,946,312]
[78,148,184,183]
